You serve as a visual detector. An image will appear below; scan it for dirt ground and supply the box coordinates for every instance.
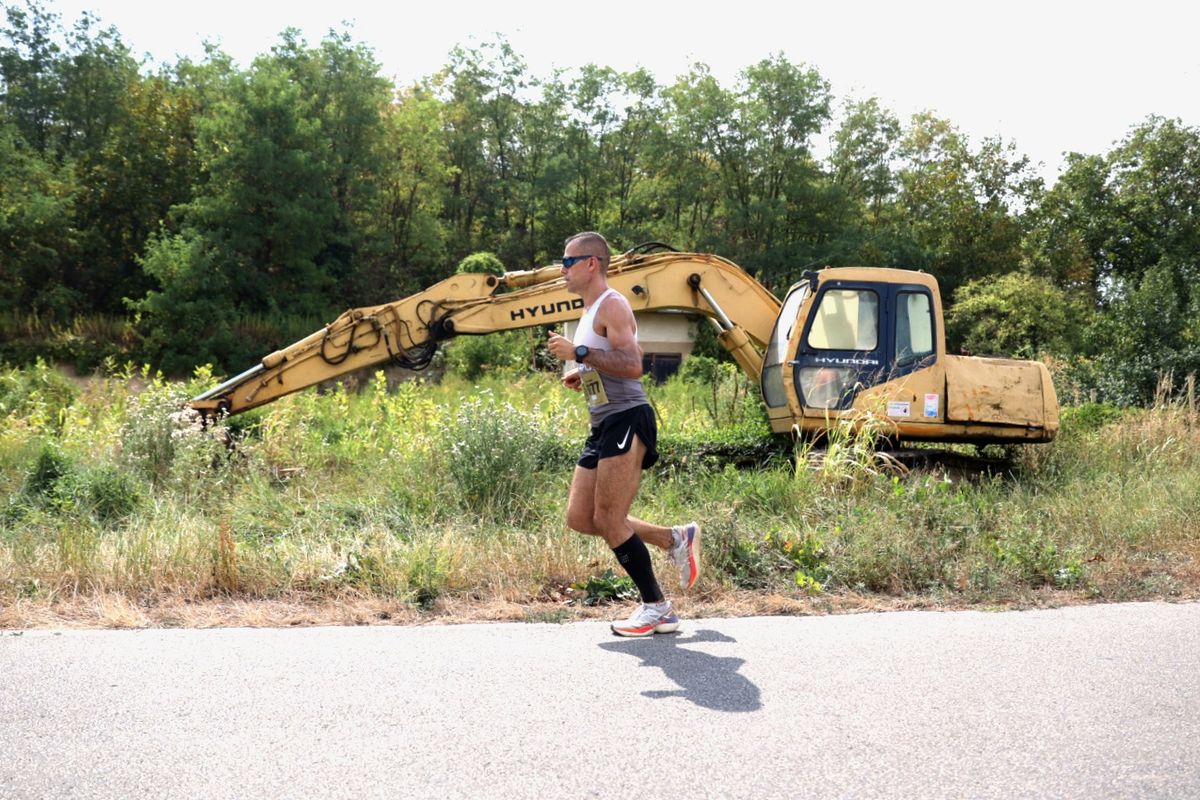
[6,586,1194,630]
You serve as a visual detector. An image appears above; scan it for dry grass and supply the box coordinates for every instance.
[4,579,1198,631]
[3,365,1198,630]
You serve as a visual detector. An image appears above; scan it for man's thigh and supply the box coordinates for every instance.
[593,435,647,530]
[566,465,597,532]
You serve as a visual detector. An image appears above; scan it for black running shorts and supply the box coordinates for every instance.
[577,404,659,471]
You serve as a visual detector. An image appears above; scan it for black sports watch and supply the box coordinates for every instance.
[574,345,590,363]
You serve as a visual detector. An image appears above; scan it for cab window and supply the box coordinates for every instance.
[761,283,811,408]
[895,291,934,365]
[806,289,878,351]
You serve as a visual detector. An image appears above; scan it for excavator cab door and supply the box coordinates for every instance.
[793,280,937,415]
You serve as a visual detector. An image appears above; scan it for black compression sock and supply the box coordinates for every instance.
[611,535,664,604]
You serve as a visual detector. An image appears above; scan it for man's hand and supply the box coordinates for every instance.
[561,367,582,391]
[547,330,575,362]
[548,332,582,390]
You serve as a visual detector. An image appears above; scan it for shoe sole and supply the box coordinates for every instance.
[684,523,702,590]
[611,617,680,637]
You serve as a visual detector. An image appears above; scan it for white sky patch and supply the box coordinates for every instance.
[44,0,1200,181]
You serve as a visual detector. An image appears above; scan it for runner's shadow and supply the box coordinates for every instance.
[598,629,762,713]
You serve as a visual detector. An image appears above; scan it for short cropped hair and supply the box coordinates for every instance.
[565,231,611,267]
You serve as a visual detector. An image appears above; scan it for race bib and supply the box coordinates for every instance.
[580,368,609,408]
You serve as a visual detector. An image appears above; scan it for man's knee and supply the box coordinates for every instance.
[566,508,594,534]
[591,507,627,536]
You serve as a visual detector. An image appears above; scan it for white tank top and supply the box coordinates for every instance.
[573,288,647,424]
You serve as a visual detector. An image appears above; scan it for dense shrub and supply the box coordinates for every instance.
[443,331,536,381]
[455,251,506,276]
[436,391,566,520]
[22,441,76,499]
[0,359,78,429]
[79,464,144,523]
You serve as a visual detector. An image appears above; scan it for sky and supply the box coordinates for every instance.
[42,0,1200,183]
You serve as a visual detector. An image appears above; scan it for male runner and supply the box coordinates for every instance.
[546,231,701,637]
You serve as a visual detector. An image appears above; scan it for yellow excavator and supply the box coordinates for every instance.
[189,245,1058,445]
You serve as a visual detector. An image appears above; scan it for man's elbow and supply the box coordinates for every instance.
[621,360,645,380]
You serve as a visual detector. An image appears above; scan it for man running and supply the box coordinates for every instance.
[546,231,701,637]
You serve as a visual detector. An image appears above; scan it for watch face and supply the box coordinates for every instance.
[575,346,588,361]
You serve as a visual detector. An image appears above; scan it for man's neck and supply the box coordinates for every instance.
[580,279,609,309]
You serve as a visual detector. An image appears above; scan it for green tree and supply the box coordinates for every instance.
[1022,152,1110,298]
[55,11,137,159]
[895,112,1041,298]
[647,58,833,286]
[662,63,741,251]
[1101,117,1200,289]
[1027,117,1200,403]
[454,250,504,276]
[513,70,569,264]
[0,0,62,153]
[735,55,832,283]
[268,29,392,305]
[823,97,908,268]
[946,272,1091,357]
[603,67,662,238]
[437,37,528,261]
[649,64,727,249]
[830,97,901,227]
[191,56,336,316]
[562,64,615,231]
[132,40,343,370]
[1080,260,1200,405]
[74,70,198,314]
[0,117,77,315]
[363,83,452,293]
[3,4,194,318]
[132,30,412,370]
[132,230,242,374]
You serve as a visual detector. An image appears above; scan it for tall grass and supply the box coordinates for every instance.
[1,360,1197,618]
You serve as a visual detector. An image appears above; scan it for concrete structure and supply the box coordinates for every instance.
[564,310,699,383]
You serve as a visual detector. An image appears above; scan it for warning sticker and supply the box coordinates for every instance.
[887,401,911,418]
[924,393,940,418]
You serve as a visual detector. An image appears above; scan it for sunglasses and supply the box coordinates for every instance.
[559,254,595,269]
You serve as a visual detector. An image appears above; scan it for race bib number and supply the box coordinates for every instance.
[580,368,609,408]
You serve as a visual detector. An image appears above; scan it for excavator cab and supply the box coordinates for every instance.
[763,266,1056,443]
[793,277,939,411]
[762,268,946,436]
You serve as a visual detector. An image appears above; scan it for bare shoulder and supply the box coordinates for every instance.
[595,290,638,350]
[595,291,634,328]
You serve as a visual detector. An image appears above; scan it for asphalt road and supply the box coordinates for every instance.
[1,602,1197,800]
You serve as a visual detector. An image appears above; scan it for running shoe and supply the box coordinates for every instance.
[610,602,679,637]
[670,522,702,590]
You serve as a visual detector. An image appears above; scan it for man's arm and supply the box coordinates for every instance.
[585,297,643,379]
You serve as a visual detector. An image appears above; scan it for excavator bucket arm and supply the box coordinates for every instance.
[189,251,782,417]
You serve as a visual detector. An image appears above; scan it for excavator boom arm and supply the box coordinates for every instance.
[189,252,781,416]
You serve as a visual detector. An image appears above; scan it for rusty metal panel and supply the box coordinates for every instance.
[945,356,1045,426]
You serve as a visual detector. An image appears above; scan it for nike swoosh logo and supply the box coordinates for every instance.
[617,427,631,449]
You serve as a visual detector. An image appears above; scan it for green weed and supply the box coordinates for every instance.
[572,569,637,605]
[0,359,78,431]
[78,464,144,524]
[23,441,75,499]
[436,391,566,522]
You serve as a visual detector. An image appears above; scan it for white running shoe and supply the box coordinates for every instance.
[610,602,680,637]
[670,522,702,590]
